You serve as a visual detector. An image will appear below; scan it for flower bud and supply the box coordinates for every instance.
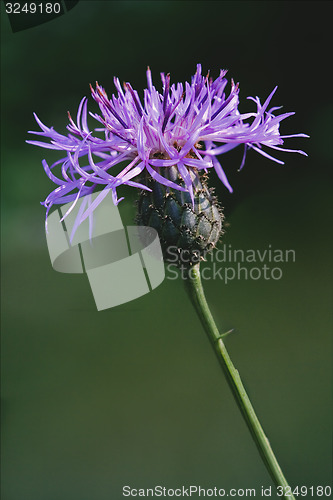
[136,166,224,265]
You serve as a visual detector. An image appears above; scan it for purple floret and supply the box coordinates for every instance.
[27,65,308,230]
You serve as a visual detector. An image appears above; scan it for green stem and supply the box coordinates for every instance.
[184,263,295,500]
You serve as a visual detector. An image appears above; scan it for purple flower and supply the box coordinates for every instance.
[27,65,308,230]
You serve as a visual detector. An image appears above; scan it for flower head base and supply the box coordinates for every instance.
[27,65,308,234]
[136,166,224,264]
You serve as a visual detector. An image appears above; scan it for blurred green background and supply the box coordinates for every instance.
[1,1,332,499]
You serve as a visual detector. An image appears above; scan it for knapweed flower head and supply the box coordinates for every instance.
[27,64,307,235]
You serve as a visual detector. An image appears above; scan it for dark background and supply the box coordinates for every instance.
[1,1,332,499]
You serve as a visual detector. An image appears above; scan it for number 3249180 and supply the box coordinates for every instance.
[277,485,332,497]
[5,3,61,14]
